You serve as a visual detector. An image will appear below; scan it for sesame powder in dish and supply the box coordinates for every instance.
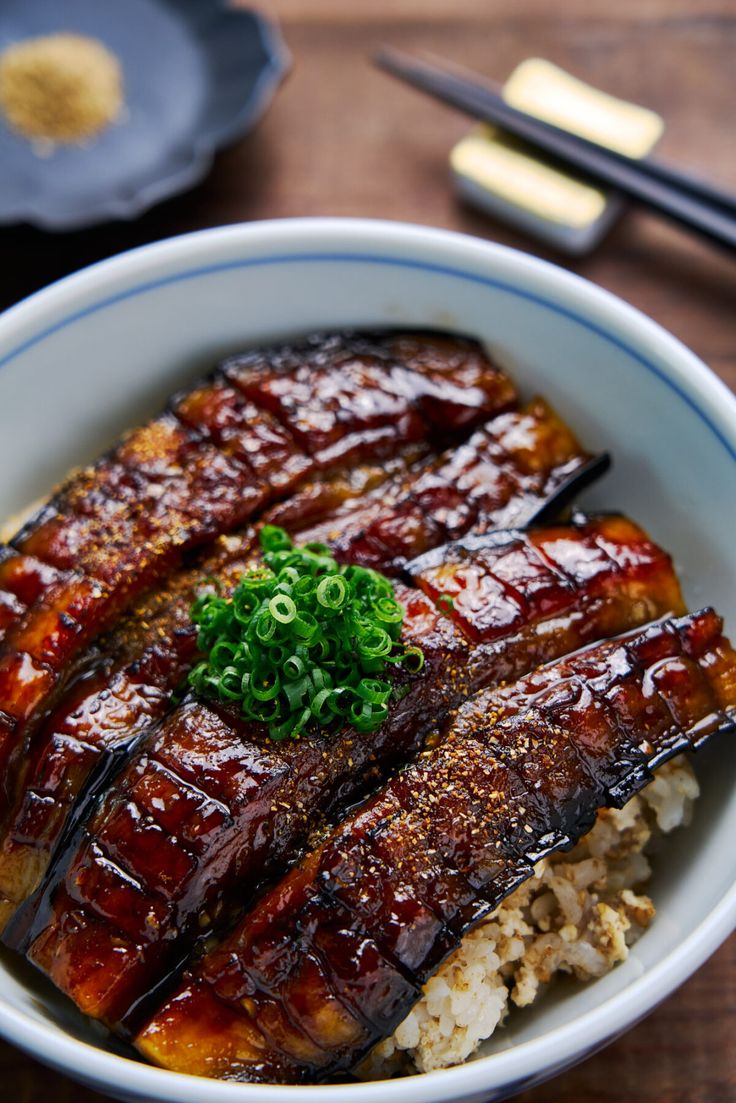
[0,33,123,148]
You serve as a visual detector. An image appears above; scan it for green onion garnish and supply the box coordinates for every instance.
[188,525,424,741]
[437,593,455,614]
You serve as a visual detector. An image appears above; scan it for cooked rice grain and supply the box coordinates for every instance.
[360,756,698,1077]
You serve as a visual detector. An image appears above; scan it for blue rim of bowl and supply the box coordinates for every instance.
[0,245,734,466]
[0,3,290,231]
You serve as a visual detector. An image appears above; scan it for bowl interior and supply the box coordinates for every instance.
[0,221,734,1102]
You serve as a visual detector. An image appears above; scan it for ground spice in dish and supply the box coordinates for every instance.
[0,33,123,147]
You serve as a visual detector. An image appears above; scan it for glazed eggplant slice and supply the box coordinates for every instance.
[0,553,26,639]
[16,515,683,1030]
[0,399,601,927]
[295,399,607,575]
[0,332,515,803]
[218,331,517,462]
[135,608,736,1083]
[0,456,419,924]
[0,547,65,643]
[0,539,258,930]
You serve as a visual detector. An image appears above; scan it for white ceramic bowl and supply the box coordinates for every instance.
[0,219,734,1103]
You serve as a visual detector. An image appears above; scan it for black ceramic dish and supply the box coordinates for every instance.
[0,0,289,230]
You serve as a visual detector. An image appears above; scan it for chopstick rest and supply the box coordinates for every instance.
[450,59,663,255]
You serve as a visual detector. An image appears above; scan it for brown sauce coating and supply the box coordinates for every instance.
[0,394,593,931]
[135,609,736,1083]
[296,398,594,575]
[20,515,681,1031]
[0,547,65,644]
[0,332,514,810]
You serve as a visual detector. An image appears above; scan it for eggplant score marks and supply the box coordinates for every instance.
[14,515,681,1031]
[0,329,731,1086]
[136,608,736,1082]
[0,332,516,805]
[0,395,599,928]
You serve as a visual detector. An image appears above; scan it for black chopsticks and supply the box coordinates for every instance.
[375,48,736,253]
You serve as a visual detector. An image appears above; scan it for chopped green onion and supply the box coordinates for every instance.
[269,593,297,623]
[260,524,293,553]
[437,593,455,615]
[316,575,348,609]
[188,526,423,741]
[402,646,425,674]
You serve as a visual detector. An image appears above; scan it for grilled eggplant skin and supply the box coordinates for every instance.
[0,548,65,645]
[19,515,683,1031]
[0,455,417,927]
[0,332,516,809]
[0,452,420,921]
[294,398,603,575]
[0,398,596,929]
[0,539,258,930]
[135,608,736,1083]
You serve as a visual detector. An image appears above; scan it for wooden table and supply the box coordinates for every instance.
[2,1,735,1099]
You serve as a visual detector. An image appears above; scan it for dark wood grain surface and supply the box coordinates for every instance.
[1,1,734,1099]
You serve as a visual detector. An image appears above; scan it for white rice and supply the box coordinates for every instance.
[359,756,699,1078]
